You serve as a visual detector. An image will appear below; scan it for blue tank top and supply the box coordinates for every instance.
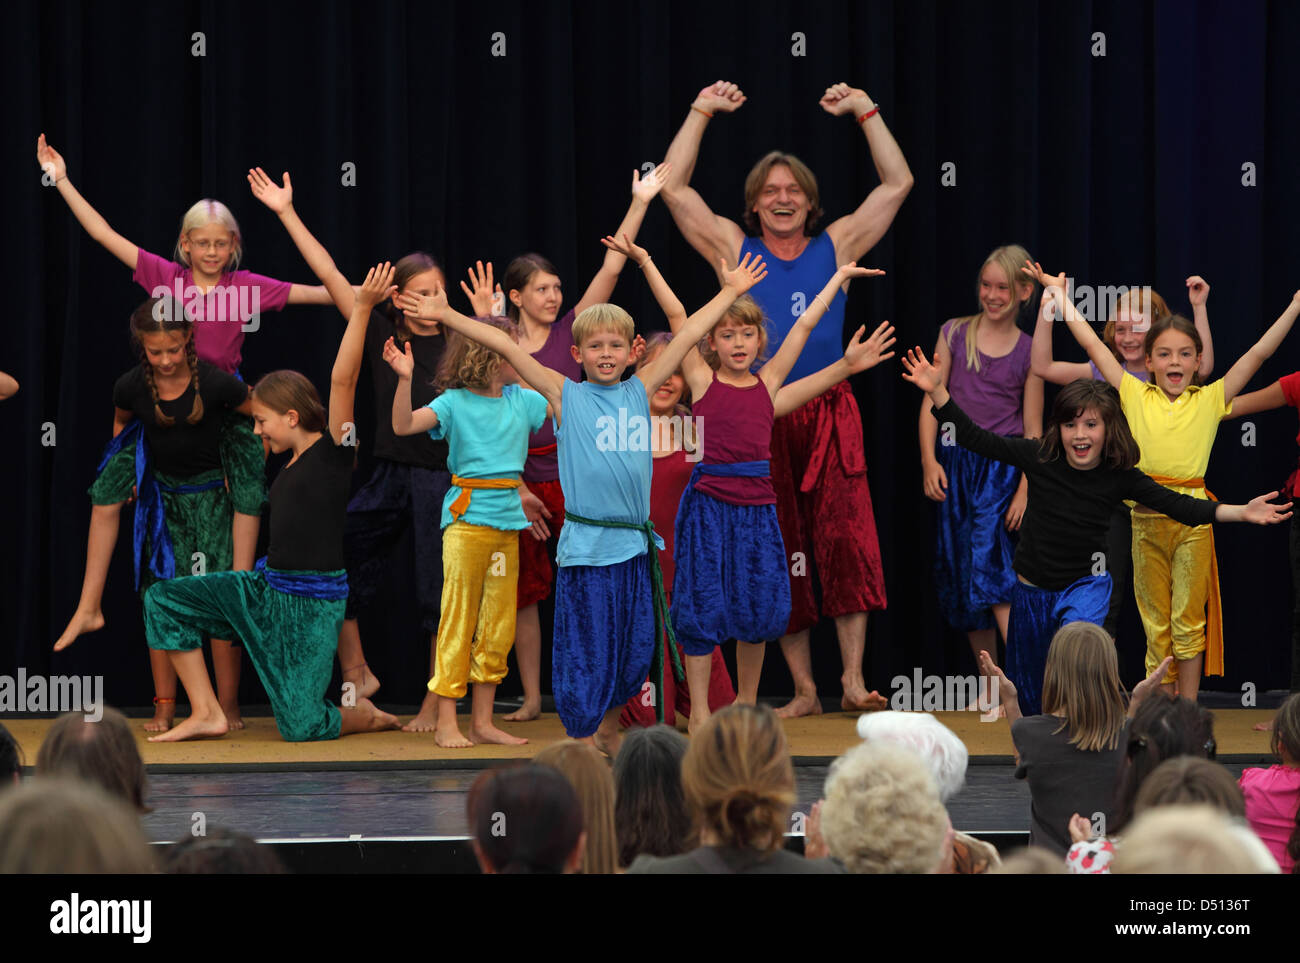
[738,232,845,383]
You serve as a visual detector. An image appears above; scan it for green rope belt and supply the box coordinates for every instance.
[563,510,685,724]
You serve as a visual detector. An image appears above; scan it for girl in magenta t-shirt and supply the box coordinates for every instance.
[38,135,332,729]
[1239,693,1300,872]
[498,163,673,724]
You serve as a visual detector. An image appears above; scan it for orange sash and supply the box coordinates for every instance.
[1147,475,1222,676]
[448,475,521,521]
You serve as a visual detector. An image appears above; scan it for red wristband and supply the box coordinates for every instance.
[690,104,714,120]
[856,107,880,124]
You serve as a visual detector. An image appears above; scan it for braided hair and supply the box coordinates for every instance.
[129,296,203,427]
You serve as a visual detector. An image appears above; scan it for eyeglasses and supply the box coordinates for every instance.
[188,238,232,252]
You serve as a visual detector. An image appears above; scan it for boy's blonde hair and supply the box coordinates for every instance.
[698,295,770,371]
[175,199,244,270]
[572,304,635,345]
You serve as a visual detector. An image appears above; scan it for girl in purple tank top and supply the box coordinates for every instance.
[920,245,1043,683]
[498,163,674,724]
[605,234,895,731]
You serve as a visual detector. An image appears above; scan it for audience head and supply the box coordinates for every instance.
[0,778,155,873]
[1270,693,1300,872]
[467,764,585,874]
[1041,621,1127,751]
[856,711,967,803]
[1113,805,1279,874]
[534,740,618,874]
[613,725,692,867]
[820,742,951,873]
[164,828,287,874]
[36,707,148,811]
[1133,756,1244,819]
[0,723,21,788]
[1113,693,1215,832]
[682,704,794,853]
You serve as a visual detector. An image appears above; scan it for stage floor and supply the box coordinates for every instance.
[5,707,1279,771]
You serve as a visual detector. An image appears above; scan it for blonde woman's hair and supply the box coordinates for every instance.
[0,778,157,874]
[1113,805,1281,874]
[434,316,519,391]
[534,740,618,875]
[820,742,950,873]
[1040,621,1127,752]
[681,704,794,853]
[946,244,1036,373]
[175,199,243,271]
[697,295,770,371]
[572,303,635,345]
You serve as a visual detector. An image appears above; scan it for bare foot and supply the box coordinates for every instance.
[470,723,528,746]
[503,698,542,723]
[221,702,245,730]
[594,727,623,758]
[776,694,823,719]
[1253,719,1274,732]
[841,687,888,712]
[402,698,439,733]
[148,708,229,742]
[53,609,105,652]
[434,723,474,748]
[356,698,400,732]
[343,664,380,701]
[144,703,175,733]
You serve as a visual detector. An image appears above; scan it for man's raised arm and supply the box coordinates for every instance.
[660,80,749,273]
[820,83,914,265]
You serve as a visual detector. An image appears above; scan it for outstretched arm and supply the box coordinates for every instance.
[919,334,953,501]
[1222,291,1300,402]
[573,163,673,315]
[398,286,567,414]
[0,371,17,400]
[660,81,748,273]
[759,263,884,396]
[1226,380,1286,419]
[774,321,896,416]
[1186,275,1214,378]
[819,84,914,266]
[384,338,439,437]
[329,263,395,444]
[639,255,768,395]
[247,168,354,317]
[1025,262,1125,388]
[37,134,139,270]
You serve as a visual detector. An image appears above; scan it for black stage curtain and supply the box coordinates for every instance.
[4,0,1299,711]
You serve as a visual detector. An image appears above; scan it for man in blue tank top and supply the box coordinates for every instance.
[660,79,913,717]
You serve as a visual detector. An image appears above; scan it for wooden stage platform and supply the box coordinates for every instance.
[4,708,1282,771]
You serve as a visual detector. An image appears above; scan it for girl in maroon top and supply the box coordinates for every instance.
[605,234,894,731]
[502,163,673,723]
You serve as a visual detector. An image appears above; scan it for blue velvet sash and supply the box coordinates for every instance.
[689,459,771,486]
[255,557,349,600]
[97,421,221,590]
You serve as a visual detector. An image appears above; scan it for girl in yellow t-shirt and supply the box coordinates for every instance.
[1036,262,1300,701]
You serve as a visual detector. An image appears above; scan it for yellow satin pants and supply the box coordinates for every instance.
[429,522,519,699]
[1130,512,1213,683]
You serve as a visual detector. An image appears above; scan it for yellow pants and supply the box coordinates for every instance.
[1130,511,1217,682]
[429,522,519,699]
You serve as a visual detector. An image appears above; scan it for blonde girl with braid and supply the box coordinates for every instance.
[54,296,255,733]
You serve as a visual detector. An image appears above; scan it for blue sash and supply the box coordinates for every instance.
[689,459,771,487]
[255,557,349,601]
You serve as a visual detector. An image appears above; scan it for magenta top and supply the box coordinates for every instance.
[943,319,1032,435]
[522,307,579,483]
[133,248,293,374]
[689,373,775,505]
[1239,764,1300,873]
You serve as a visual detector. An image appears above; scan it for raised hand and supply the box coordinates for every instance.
[1131,656,1173,707]
[843,322,896,374]
[36,133,67,182]
[1185,275,1210,307]
[247,167,293,214]
[460,260,501,317]
[899,346,943,393]
[721,253,768,294]
[837,261,887,282]
[1242,491,1294,525]
[976,650,1017,710]
[397,282,448,322]
[355,262,397,310]
[1021,259,1067,290]
[1040,284,1065,322]
[694,80,747,115]
[818,82,873,117]
[382,336,414,379]
[601,232,650,267]
[631,162,673,204]
[630,334,648,364]
[1068,813,1095,845]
